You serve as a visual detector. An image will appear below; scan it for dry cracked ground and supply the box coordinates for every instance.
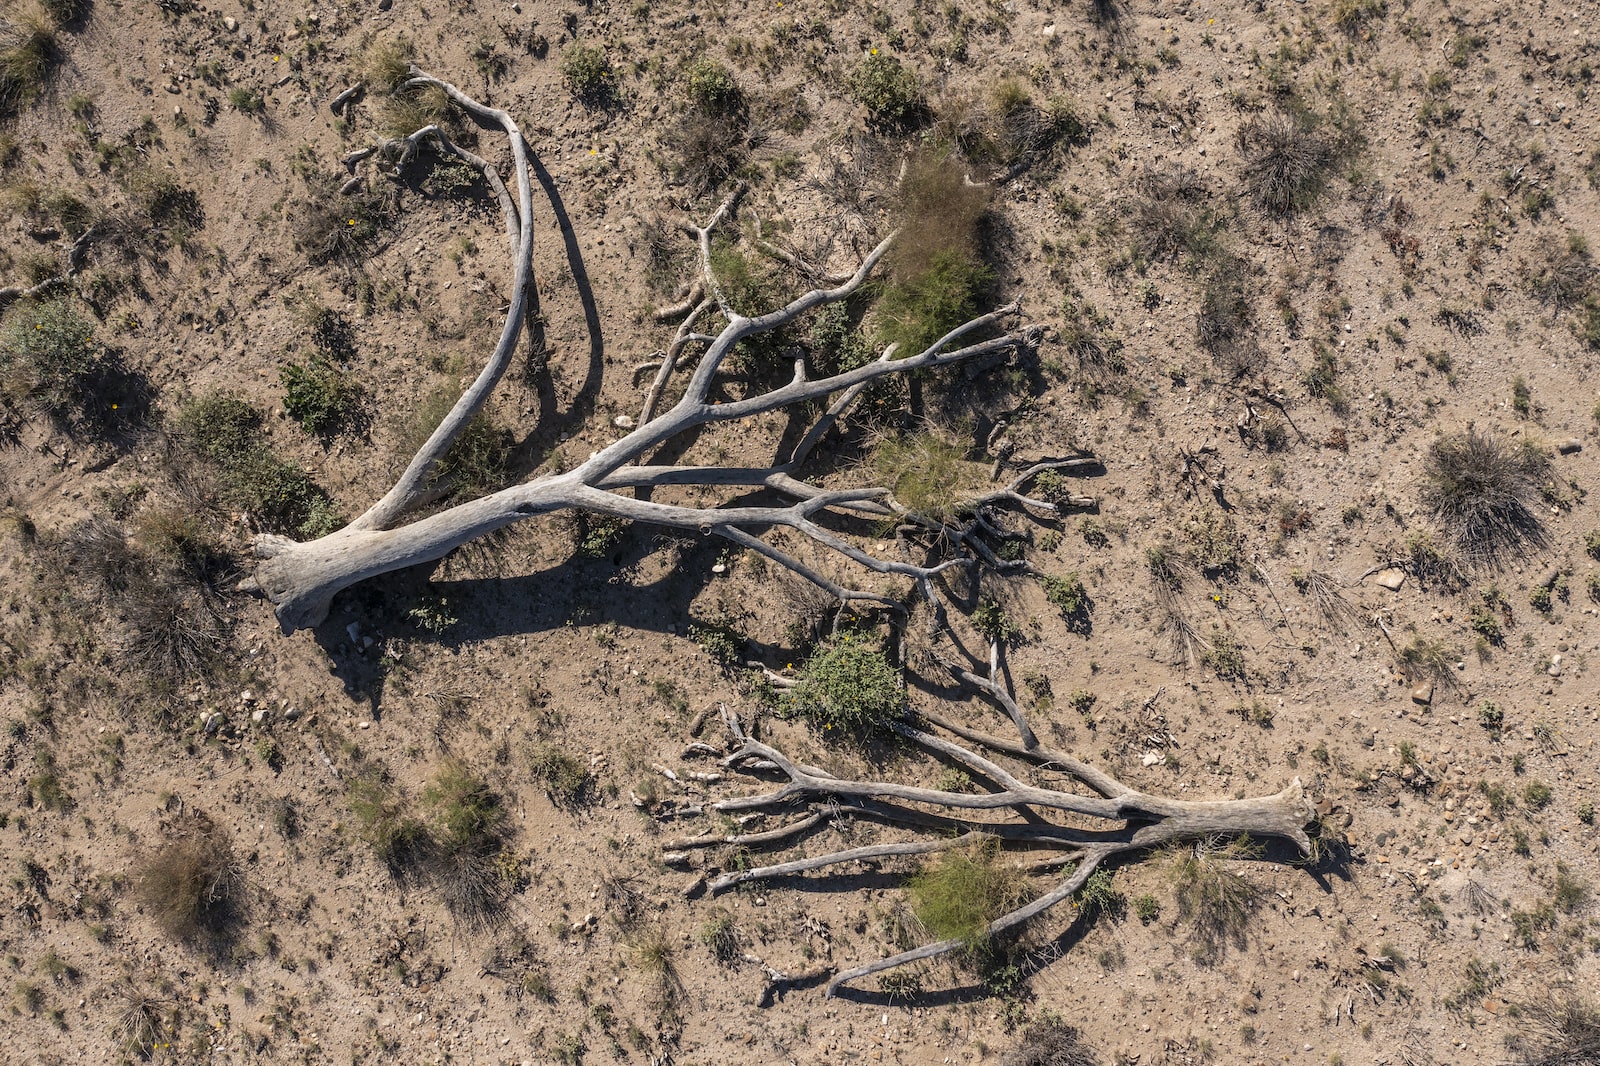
[0,0,1597,1063]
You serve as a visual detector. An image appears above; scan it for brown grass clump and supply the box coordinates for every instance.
[1236,112,1337,215]
[1004,1020,1102,1066]
[1420,428,1550,566]
[0,7,58,118]
[136,814,243,945]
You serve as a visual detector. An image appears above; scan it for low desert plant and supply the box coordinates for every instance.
[788,635,903,737]
[849,51,922,129]
[868,432,985,522]
[876,248,995,357]
[684,55,739,113]
[176,391,341,537]
[136,815,242,944]
[560,44,616,104]
[1042,573,1092,634]
[1419,428,1550,566]
[280,357,366,438]
[698,909,740,963]
[0,296,104,419]
[1196,255,1261,381]
[908,838,1031,954]
[0,8,58,118]
[395,385,512,498]
[1170,837,1260,956]
[1509,996,1600,1066]
[528,744,591,807]
[1236,112,1337,215]
[347,767,429,873]
[1131,165,1220,263]
[1003,1019,1101,1066]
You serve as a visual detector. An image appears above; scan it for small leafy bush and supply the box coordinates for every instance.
[280,357,365,438]
[877,249,995,356]
[529,744,592,807]
[972,598,1020,643]
[1074,867,1125,922]
[788,635,903,737]
[560,44,616,104]
[909,838,1030,953]
[0,296,103,418]
[849,51,922,129]
[347,767,429,873]
[424,761,512,931]
[1042,573,1091,632]
[227,87,264,113]
[685,55,739,113]
[176,391,341,537]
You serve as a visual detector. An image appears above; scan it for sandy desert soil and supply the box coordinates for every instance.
[0,0,1597,1062]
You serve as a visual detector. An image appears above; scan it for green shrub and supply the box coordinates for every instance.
[697,909,739,963]
[280,357,365,438]
[877,249,994,356]
[347,768,428,871]
[972,599,1019,643]
[560,44,615,104]
[1523,781,1553,811]
[1133,893,1160,924]
[1073,867,1124,922]
[788,635,903,737]
[227,87,264,114]
[176,391,341,537]
[868,432,985,523]
[1202,631,1247,680]
[1042,573,1091,633]
[0,297,102,418]
[685,55,739,113]
[849,51,922,129]
[423,761,511,931]
[1477,700,1504,737]
[424,760,505,851]
[908,839,1030,952]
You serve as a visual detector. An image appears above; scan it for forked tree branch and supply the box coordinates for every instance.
[248,69,1088,640]
[677,674,1313,997]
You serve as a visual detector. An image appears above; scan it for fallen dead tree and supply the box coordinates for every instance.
[245,66,1087,635]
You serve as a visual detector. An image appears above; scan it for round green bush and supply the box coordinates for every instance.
[788,636,903,736]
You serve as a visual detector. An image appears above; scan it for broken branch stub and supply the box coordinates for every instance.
[248,68,1080,633]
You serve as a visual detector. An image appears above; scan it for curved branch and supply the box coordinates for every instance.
[352,69,536,532]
